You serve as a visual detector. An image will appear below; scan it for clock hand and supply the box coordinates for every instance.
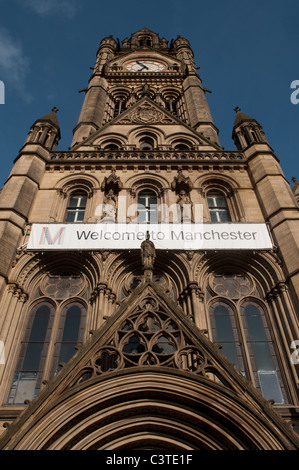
[136,61,149,71]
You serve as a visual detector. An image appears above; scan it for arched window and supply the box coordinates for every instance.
[208,271,287,404]
[65,191,87,222]
[113,98,127,118]
[139,136,155,151]
[8,274,87,405]
[161,89,180,117]
[104,144,119,150]
[165,98,178,116]
[174,143,190,150]
[207,190,231,222]
[51,302,86,376]
[8,302,54,404]
[103,140,121,150]
[240,302,284,404]
[209,302,245,374]
[137,189,158,223]
[111,89,129,118]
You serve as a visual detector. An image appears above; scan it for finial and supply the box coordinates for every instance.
[52,107,59,113]
[234,106,241,113]
[292,177,297,184]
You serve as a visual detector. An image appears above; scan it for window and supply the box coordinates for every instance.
[162,90,180,117]
[137,190,158,223]
[208,271,287,404]
[174,143,190,150]
[111,89,129,118]
[51,302,86,375]
[8,302,54,404]
[8,274,87,405]
[104,144,119,150]
[103,141,121,150]
[209,302,245,373]
[165,98,178,116]
[240,302,284,404]
[113,99,127,118]
[207,190,231,222]
[65,191,87,222]
[139,137,155,151]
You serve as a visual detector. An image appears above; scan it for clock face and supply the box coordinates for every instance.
[125,60,166,72]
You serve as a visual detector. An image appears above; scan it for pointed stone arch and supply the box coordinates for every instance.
[0,280,298,450]
[194,251,287,298]
[10,251,102,295]
[195,251,299,406]
[101,250,190,303]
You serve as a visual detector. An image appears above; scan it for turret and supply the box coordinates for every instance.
[232,106,269,150]
[172,35,197,74]
[25,107,61,150]
[235,107,299,307]
[0,109,58,296]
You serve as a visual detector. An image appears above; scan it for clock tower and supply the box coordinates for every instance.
[71,27,221,151]
[0,28,299,451]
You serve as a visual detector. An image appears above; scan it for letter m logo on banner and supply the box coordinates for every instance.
[39,226,66,246]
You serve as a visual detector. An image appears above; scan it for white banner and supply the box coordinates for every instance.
[27,223,273,251]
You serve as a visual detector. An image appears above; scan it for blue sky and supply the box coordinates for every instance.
[0,0,298,189]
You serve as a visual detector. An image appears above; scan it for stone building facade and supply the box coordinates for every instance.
[0,28,299,450]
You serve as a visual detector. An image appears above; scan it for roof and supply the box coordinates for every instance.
[33,107,60,130]
[233,106,257,128]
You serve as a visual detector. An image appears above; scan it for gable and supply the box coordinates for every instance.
[72,97,217,150]
[63,281,244,390]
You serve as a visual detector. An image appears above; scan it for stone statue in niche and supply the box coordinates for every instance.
[100,169,123,222]
[177,189,193,223]
[141,231,156,271]
[101,188,118,221]
[171,168,193,222]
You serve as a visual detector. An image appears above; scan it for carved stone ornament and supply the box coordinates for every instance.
[65,282,246,394]
[70,293,213,386]
[118,102,175,124]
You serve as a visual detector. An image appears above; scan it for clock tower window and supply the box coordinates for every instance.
[165,98,178,116]
[111,89,130,118]
[113,98,127,118]
[139,136,155,151]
